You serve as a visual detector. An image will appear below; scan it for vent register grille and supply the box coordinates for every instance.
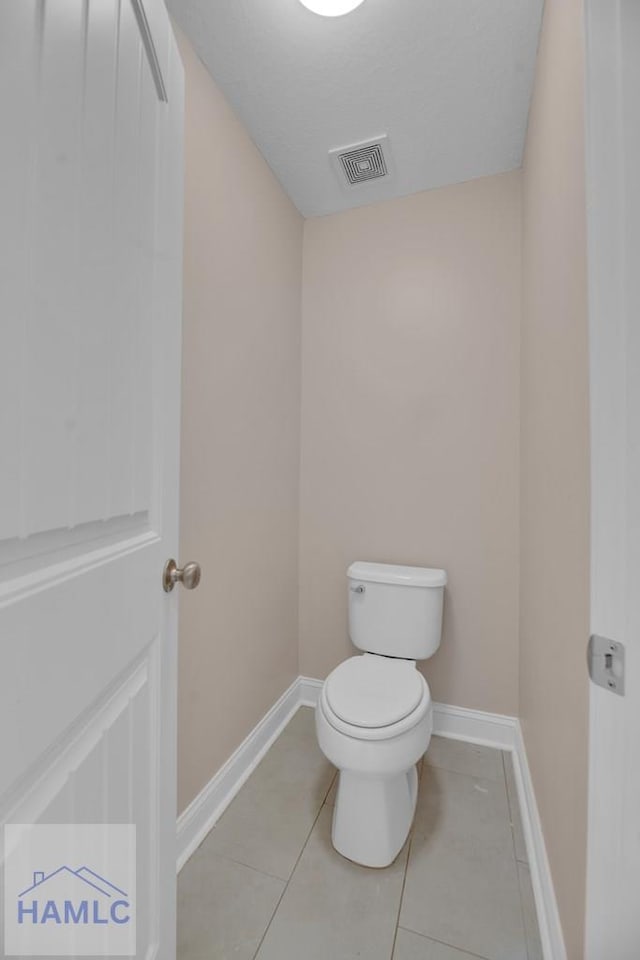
[330,136,392,188]
[338,142,387,184]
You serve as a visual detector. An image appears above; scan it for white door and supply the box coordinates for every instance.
[585,1,640,957]
[0,1,184,957]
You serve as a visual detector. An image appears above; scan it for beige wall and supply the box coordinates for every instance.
[519,0,590,955]
[299,172,521,715]
[176,28,303,814]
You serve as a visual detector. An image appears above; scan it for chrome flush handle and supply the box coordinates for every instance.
[350,584,365,594]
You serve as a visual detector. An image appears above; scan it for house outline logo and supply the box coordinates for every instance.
[4,822,136,956]
[17,865,131,926]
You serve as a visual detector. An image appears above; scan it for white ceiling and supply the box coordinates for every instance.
[169,0,543,218]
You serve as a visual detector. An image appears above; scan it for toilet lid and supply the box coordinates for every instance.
[325,655,424,728]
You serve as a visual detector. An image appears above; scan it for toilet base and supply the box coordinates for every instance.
[331,764,419,868]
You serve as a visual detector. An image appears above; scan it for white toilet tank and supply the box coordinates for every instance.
[347,561,447,660]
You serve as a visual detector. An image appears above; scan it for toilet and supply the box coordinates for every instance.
[315,560,447,868]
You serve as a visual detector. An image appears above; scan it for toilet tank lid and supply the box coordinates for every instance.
[347,561,447,587]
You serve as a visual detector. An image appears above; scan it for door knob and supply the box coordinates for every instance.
[163,559,202,593]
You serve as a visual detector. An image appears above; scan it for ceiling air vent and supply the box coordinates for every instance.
[330,135,393,188]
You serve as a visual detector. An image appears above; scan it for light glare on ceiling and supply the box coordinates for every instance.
[298,0,366,17]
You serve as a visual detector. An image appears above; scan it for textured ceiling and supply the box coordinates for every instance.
[169,0,543,217]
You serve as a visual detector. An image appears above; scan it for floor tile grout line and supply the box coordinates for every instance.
[324,769,338,801]
[426,752,505,783]
[389,832,413,960]
[505,749,540,959]
[425,763,503,782]
[396,926,493,960]
[424,763,507,790]
[502,748,535,957]
[503,750,531,866]
[502,749,521,865]
[249,775,336,960]
[203,849,290,885]
[515,859,536,960]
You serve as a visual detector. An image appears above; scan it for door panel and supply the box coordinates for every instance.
[0,1,183,957]
[1,0,160,541]
[585,1,640,956]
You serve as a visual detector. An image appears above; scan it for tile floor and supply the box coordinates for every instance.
[178,707,542,960]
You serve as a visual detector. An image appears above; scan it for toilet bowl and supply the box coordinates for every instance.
[316,654,432,867]
[315,562,446,868]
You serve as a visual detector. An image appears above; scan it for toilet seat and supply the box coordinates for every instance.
[326,654,424,727]
[321,654,431,742]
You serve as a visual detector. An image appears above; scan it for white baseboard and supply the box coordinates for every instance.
[512,721,567,960]
[176,676,302,872]
[298,675,322,707]
[176,675,565,960]
[432,701,517,750]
